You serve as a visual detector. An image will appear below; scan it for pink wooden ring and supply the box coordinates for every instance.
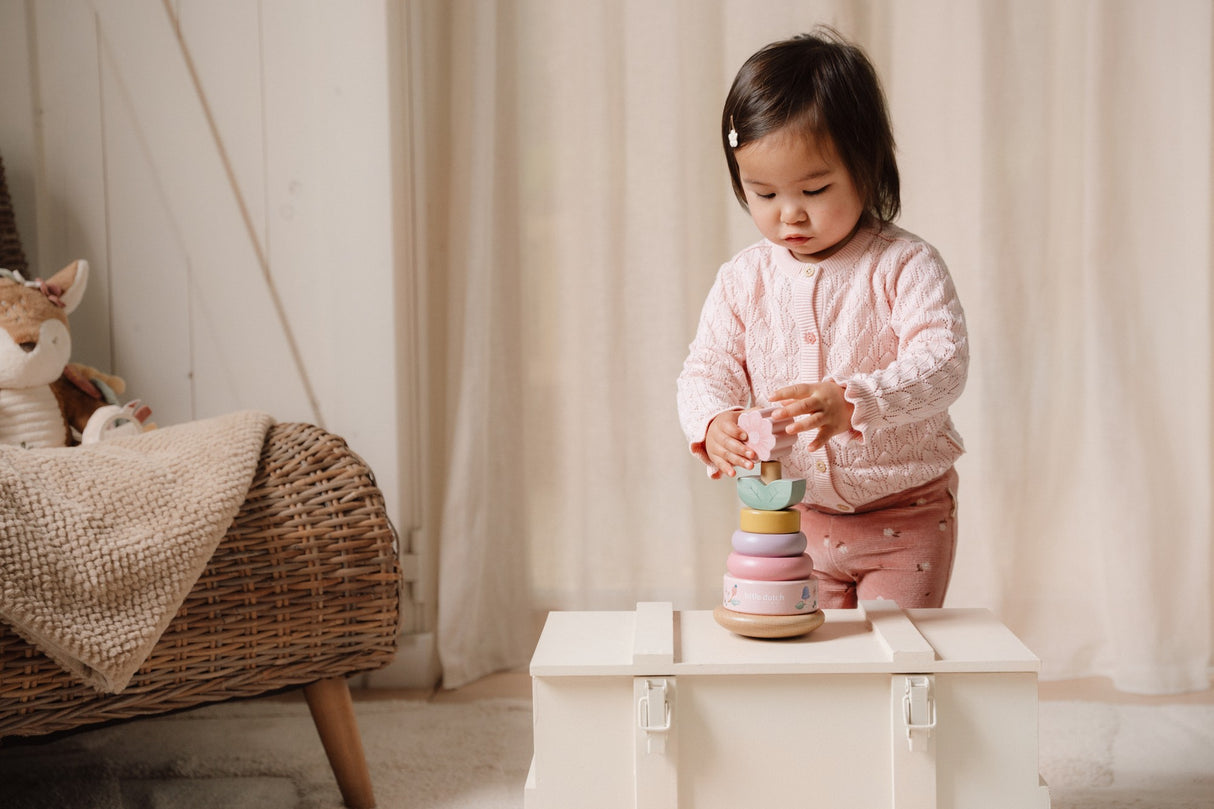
[722,575,819,615]
[730,529,807,557]
[726,551,814,581]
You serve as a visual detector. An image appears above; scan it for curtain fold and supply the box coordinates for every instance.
[940,0,1213,693]
[418,0,1213,693]
[425,0,535,688]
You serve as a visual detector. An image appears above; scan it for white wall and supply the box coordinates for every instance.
[0,0,432,673]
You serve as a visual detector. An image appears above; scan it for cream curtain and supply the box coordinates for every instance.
[415,0,1213,693]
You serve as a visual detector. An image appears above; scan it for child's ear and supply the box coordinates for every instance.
[47,259,89,314]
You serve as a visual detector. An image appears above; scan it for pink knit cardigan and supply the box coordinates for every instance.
[677,220,968,511]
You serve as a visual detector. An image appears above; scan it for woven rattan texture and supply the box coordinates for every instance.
[0,155,29,276]
[0,422,401,739]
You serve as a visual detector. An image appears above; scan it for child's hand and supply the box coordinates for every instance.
[770,382,855,452]
[704,410,757,478]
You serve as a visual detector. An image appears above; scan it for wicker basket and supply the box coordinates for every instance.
[0,421,401,738]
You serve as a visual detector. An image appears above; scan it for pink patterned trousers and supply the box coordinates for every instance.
[796,468,959,609]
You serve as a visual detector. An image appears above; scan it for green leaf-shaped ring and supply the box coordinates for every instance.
[736,476,807,511]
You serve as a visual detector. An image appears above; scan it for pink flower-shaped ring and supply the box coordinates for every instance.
[738,406,796,461]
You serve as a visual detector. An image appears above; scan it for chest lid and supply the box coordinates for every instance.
[530,600,1041,677]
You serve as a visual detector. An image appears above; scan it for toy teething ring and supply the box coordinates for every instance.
[80,404,144,444]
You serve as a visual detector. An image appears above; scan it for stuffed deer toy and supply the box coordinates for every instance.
[0,259,150,448]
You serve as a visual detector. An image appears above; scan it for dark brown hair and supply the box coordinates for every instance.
[723,28,900,222]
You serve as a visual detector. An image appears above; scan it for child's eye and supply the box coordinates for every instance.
[804,186,829,196]
[757,192,776,200]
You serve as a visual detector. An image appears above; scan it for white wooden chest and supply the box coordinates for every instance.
[525,601,1050,809]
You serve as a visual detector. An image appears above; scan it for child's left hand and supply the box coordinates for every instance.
[770,381,855,452]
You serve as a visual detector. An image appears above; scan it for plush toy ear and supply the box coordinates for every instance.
[47,259,89,314]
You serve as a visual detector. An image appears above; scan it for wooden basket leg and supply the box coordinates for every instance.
[303,676,376,809]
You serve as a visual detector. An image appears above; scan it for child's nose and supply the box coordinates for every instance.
[780,203,807,224]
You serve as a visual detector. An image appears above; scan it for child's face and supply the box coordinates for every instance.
[734,127,864,262]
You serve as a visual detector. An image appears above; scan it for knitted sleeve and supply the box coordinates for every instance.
[835,242,969,438]
[676,265,751,458]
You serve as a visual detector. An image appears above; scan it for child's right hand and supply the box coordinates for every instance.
[704,410,757,478]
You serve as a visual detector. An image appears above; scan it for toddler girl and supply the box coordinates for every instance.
[677,29,968,609]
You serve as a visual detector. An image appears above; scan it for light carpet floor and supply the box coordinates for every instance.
[1,697,1211,808]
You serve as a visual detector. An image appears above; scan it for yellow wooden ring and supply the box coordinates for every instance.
[738,507,800,534]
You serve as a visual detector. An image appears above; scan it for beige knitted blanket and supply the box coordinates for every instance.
[0,410,273,693]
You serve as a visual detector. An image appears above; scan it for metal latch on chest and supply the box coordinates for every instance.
[902,674,936,750]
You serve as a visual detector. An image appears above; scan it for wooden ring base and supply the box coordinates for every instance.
[712,605,825,639]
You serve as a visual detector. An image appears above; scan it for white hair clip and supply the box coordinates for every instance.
[728,116,739,148]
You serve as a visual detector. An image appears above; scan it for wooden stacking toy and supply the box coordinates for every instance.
[713,409,824,639]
